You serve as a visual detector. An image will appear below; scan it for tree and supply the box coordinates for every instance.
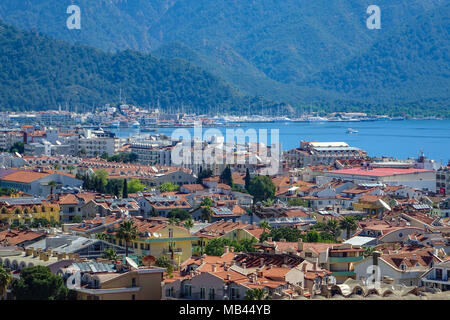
[260,226,303,242]
[95,169,109,187]
[0,265,12,298]
[183,218,194,231]
[159,182,179,193]
[168,209,191,221]
[200,197,213,207]
[122,179,128,198]
[48,180,57,195]
[259,220,271,234]
[363,246,376,258]
[220,166,233,187]
[102,248,118,261]
[197,168,213,184]
[339,216,358,239]
[325,219,341,240]
[244,168,251,191]
[306,230,320,242]
[11,266,68,300]
[248,176,276,203]
[66,165,75,174]
[201,206,213,222]
[205,238,225,256]
[72,215,82,223]
[8,142,24,154]
[155,256,173,276]
[116,220,137,257]
[127,178,145,193]
[288,198,308,207]
[244,288,268,300]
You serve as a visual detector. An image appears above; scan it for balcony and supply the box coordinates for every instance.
[331,271,356,277]
[329,256,364,263]
[162,248,183,255]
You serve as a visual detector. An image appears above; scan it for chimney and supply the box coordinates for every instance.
[224,246,229,254]
[25,248,33,256]
[242,263,246,270]
[267,237,273,242]
[57,253,67,261]
[226,274,231,280]
[212,264,217,272]
[373,251,381,266]
[260,258,265,267]
[312,262,317,271]
[230,246,234,253]
[280,238,286,242]
[298,239,303,251]
[412,254,417,260]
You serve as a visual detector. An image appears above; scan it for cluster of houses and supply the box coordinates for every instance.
[0,139,449,300]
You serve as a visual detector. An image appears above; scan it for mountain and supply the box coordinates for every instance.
[0,22,282,112]
[0,0,448,115]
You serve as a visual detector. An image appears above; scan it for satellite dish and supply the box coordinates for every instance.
[125,257,138,269]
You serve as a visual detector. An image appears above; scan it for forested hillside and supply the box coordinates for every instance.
[0,22,283,112]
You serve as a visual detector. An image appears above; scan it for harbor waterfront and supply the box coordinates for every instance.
[111,120,450,163]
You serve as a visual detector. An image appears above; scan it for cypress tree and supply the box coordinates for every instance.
[244,168,251,190]
[220,166,233,187]
[122,179,128,198]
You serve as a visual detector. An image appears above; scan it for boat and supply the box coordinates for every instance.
[346,128,359,134]
[131,121,140,128]
[141,127,157,132]
[306,116,329,122]
[109,120,119,128]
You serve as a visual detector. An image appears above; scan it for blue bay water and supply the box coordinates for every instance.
[111,120,450,164]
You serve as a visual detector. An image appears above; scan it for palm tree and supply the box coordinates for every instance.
[259,220,271,234]
[66,165,75,174]
[363,246,376,258]
[48,180,58,195]
[0,265,12,299]
[183,218,194,231]
[96,233,109,241]
[244,288,268,300]
[339,216,358,239]
[168,217,180,226]
[325,219,341,240]
[117,220,138,257]
[102,248,119,261]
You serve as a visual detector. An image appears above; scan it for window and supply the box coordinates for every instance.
[166,287,174,297]
[131,294,135,300]
[230,288,240,300]
[200,287,206,300]
[436,268,443,280]
[209,288,215,300]
[169,228,173,238]
[131,278,137,287]
[184,285,192,297]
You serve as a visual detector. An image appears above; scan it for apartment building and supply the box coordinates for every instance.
[420,260,450,291]
[59,261,165,300]
[285,141,367,168]
[78,129,121,157]
[436,166,450,196]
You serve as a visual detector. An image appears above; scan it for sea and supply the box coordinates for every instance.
[110,120,450,164]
